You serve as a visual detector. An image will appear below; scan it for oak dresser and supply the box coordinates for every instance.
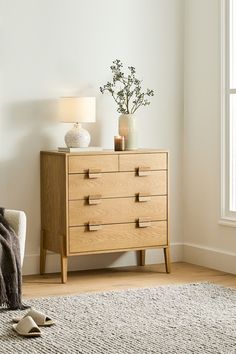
[40,149,170,283]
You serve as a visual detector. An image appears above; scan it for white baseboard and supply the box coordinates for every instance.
[183,243,236,275]
[22,242,236,276]
[22,243,183,276]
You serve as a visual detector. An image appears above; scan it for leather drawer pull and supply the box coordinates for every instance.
[137,166,151,177]
[88,222,102,231]
[138,193,151,202]
[88,169,102,179]
[138,217,151,228]
[88,195,102,205]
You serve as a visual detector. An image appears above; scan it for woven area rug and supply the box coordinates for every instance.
[1,283,236,354]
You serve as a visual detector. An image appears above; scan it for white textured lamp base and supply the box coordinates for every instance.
[65,123,91,148]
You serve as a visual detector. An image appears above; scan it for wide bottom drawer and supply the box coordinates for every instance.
[69,221,167,254]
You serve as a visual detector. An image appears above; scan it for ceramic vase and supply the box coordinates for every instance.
[118,114,137,150]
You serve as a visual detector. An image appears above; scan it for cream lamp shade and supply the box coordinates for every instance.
[58,97,96,148]
[59,97,96,123]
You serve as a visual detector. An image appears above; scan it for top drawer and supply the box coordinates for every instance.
[119,153,167,171]
[68,155,118,174]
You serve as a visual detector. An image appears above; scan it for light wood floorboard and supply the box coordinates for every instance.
[22,262,236,299]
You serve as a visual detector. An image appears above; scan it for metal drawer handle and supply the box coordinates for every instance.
[138,193,151,202]
[137,166,151,177]
[88,222,102,231]
[88,194,102,205]
[88,169,102,179]
[138,217,151,228]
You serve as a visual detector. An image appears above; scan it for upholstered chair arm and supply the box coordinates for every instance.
[4,209,26,267]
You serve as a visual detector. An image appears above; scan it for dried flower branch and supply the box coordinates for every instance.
[100,59,154,114]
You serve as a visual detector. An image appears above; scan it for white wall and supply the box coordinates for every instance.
[184,0,236,274]
[0,0,184,275]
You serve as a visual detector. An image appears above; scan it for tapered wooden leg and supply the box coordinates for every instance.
[139,250,146,266]
[163,247,171,273]
[60,235,68,283]
[61,254,68,284]
[40,230,46,275]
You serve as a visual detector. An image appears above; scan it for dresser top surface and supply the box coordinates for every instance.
[41,149,169,156]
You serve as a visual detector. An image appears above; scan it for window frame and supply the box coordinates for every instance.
[220,0,236,226]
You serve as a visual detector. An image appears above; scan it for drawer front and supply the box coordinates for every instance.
[68,155,118,173]
[68,171,167,200]
[69,195,167,226]
[119,153,167,171]
[69,221,167,253]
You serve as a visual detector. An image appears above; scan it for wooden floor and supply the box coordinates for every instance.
[22,262,236,298]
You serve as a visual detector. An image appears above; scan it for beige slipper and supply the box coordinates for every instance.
[13,309,55,327]
[12,316,41,337]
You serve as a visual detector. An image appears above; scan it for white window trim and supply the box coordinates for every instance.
[219,0,236,227]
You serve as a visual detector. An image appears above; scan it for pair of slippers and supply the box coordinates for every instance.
[12,309,55,337]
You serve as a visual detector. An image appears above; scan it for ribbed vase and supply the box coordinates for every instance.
[118,114,137,150]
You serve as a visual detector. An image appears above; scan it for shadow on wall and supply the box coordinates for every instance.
[0,98,122,274]
[0,99,59,257]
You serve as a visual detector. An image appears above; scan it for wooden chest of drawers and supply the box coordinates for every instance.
[40,149,170,283]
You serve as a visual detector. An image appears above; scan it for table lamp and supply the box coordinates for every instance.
[59,96,96,148]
